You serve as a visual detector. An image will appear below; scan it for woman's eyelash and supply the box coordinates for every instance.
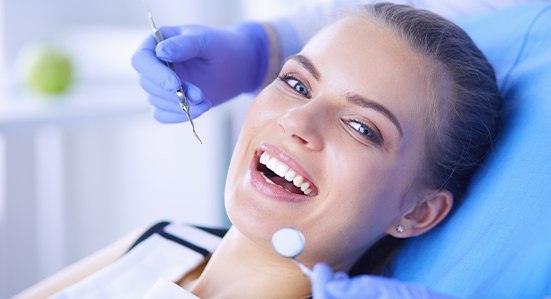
[347,119,383,145]
[277,73,382,145]
[278,73,311,98]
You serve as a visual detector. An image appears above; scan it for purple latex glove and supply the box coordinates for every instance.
[131,22,269,123]
[312,263,457,299]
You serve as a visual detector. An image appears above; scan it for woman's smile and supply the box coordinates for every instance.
[250,144,319,202]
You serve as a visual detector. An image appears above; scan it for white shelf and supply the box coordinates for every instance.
[0,80,150,130]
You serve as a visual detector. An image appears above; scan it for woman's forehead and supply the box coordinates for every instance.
[303,16,423,70]
[299,16,436,130]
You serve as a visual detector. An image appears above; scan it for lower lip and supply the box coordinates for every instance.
[249,154,314,203]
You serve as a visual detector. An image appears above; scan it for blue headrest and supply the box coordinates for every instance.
[392,3,551,298]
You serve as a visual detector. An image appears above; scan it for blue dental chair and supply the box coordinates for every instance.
[392,3,551,298]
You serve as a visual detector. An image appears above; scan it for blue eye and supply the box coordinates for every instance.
[278,74,311,98]
[348,119,382,144]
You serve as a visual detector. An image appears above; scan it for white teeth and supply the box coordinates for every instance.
[284,170,296,182]
[259,152,270,165]
[274,163,289,177]
[293,176,304,188]
[266,157,278,170]
[260,171,277,186]
[258,151,315,196]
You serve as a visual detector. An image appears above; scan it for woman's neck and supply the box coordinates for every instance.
[181,226,312,299]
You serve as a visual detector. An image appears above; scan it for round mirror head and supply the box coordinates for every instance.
[272,227,305,258]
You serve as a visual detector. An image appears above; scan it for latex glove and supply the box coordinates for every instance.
[311,263,457,299]
[131,22,269,123]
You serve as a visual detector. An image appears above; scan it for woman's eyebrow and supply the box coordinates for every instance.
[347,93,404,137]
[286,55,402,137]
[287,54,321,80]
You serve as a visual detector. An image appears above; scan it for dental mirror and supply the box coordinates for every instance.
[272,227,313,277]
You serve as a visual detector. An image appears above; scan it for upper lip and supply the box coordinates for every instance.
[256,143,319,195]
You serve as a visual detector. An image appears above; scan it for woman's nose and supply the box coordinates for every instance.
[277,101,327,151]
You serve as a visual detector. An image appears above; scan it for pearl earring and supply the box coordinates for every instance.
[396,225,405,233]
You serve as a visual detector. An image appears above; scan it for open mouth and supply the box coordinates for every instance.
[255,150,319,197]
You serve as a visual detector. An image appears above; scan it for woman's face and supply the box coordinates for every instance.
[225,16,438,270]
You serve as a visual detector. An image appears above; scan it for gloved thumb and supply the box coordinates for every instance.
[325,276,379,299]
[155,26,217,63]
[311,263,335,299]
[183,82,208,105]
[325,275,457,299]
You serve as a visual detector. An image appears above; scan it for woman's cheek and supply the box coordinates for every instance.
[247,99,287,129]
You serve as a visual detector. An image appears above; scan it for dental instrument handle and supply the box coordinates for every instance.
[292,258,313,278]
[147,10,202,144]
[176,90,202,143]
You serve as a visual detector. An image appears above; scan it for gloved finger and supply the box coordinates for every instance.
[131,36,181,91]
[326,276,380,299]
[150,97,212,124]
[155,26,186,39]
[327,275,456,299]
[182,82,208,105]
[156,26,220,62]
[333,272,349,280]
[148,95,182,113]
[326,275,435,299]
[311,263,335,299]
[146,84,208,112]
[136,34,158,51]
[187,96,212,117]
[139,75,180,100]
[139,75,206,106]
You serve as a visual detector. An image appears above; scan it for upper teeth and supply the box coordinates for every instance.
[259,152,313,196]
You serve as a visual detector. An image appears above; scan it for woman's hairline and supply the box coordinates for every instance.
[335,9,455,206]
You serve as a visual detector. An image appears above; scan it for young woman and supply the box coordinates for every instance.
[16,3,501,298]
[197,4,500,298]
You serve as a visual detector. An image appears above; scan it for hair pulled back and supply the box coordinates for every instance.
[350,2,502,275]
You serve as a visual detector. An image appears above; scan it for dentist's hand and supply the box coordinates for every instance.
[311,263,457,299]
[131,22,269,123]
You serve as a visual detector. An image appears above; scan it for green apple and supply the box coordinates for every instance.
[17,43,74,95]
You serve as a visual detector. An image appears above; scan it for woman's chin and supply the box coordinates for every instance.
[225,187,303,246]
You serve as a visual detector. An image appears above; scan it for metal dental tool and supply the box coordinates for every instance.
[142,0,202,144]
[272,227,313,278]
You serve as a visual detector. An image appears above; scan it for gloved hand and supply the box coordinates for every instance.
[311,263,457,299]
[131,22,269,123]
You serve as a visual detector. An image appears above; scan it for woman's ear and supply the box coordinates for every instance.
[386,189,454,238]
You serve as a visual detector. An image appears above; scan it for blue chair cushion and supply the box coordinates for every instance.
[391,3,551,298]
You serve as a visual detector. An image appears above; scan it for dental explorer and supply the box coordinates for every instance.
[272,227,313,278]
[142,0,202,144]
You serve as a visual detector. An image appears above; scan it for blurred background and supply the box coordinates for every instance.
[0,0,326,297]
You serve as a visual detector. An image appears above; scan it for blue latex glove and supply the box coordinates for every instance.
[131,22,269,123]
[311,263,457,299]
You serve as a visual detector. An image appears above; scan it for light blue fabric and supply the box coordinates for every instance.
[392,3,551,298]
